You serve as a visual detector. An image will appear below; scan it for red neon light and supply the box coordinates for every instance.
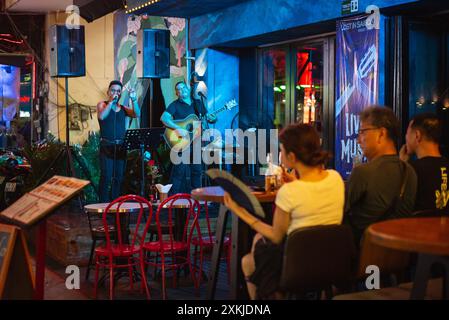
[20,96,31,103]
[0,37,24,44]
[32,60,36,99]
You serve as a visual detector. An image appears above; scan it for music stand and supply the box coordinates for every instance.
[123,128,164,197]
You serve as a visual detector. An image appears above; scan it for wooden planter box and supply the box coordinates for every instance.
[45,209,92,267]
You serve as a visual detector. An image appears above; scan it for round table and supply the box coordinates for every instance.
[148,198,206,242]
[84,202,150,245]
[368,217,449,299]
[151,198,206,208]
[368,217,449,256]
[191,186,277,300]
[84,202,149,214]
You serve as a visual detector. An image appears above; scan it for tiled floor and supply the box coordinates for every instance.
[43,257,231,300]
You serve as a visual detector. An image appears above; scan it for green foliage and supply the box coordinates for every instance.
[22,132,65,193]
[22,132,101,203]
[72,132,101,203]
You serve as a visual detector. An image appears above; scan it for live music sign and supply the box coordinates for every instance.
[335,14,379,179]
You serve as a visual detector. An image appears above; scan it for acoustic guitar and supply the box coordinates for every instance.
[163,99,238,152]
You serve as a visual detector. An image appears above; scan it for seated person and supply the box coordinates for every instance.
[223,123,345,299]
[344,106,417,244]
[400,112,449,214]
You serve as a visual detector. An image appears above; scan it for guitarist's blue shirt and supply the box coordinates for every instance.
[166,98,207,120]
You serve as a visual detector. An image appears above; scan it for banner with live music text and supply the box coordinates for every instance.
[335,14,379,179]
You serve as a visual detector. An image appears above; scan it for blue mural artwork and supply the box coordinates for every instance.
[113,11,187,127]
[335,14,379,179]
[193,48,239,144]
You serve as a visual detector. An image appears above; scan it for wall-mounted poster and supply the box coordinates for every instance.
[335,14,379,179]
[0,64,20,126]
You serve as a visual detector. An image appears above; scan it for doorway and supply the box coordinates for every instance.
[259,36,335,153]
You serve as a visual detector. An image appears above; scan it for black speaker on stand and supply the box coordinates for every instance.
[136,29,170,127]
[135,28,170,197]
[40,25,98,200]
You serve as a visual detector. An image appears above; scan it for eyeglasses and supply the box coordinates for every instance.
[357,127,379,136]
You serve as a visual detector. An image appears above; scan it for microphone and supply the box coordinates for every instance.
[198,91,207,99]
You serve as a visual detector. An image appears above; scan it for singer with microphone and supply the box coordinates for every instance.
[97,80,140,202]
[161,80,216,195]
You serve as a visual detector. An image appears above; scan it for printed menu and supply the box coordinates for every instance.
[0,176,90,226]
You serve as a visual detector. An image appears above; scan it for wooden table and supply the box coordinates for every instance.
[368,217,449,299]
[191,186,276,299]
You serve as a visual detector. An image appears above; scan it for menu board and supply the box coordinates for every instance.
[0,175,90,226]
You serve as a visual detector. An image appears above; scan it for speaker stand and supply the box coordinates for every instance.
[35,77,99,203]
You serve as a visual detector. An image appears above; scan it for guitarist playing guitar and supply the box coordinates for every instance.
[161,81,217,195]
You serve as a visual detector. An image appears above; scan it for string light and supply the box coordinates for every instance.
[125,0,160,14]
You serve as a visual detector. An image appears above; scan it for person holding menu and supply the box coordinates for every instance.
[223,123,345,299]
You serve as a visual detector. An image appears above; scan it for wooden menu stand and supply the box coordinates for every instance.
[0,175,90,300]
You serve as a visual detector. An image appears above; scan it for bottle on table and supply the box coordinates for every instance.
[265,153,276,193]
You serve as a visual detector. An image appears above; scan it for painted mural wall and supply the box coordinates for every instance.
[113,11,187,122]
[45,11,188,145]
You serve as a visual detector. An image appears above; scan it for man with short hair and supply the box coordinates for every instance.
[400,113,449,214]
[97,80,140,202]
[344,106,417,243]
[161,81,216,195]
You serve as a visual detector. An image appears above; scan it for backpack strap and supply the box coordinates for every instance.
[378,160,408,221]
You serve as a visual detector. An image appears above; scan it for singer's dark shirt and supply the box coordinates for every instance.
[166,98,207,120]
[99,103,127,142]
[98,103,129,158]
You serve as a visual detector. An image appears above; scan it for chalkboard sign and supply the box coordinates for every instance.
[0,224,34,299]
[0,231,10,268]
[0,225,15,295]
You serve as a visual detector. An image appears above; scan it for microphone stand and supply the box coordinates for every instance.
[196,92,210,187]
[110,96,119,201]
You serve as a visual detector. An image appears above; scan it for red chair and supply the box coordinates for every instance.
[93,195,151,300]
[191,201,231,291]
[141,193,200,300]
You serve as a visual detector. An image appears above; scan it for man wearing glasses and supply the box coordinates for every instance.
[97,80,140,202]
[344,106,417,245]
